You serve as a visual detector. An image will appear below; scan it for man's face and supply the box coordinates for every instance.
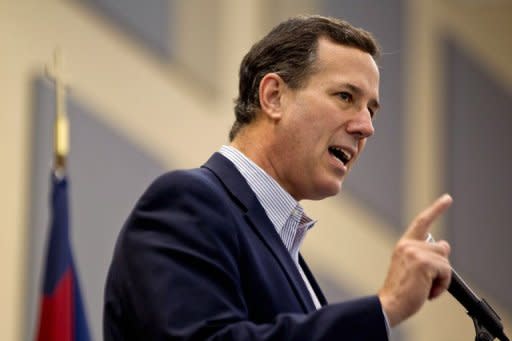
[269,38,380,201]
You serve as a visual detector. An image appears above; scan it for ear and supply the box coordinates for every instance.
[258,73,286,120]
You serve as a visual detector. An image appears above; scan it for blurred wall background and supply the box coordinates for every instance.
[1,0,511,340]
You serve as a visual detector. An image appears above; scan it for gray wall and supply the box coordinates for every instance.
[444,38,512,311]
[82,0,172,59]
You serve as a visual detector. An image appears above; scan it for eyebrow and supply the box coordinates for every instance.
[345,83,381,111]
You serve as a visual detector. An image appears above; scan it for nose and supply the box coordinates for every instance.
[346,109,375,139]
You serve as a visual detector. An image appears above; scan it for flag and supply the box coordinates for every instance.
[36,174,90,341]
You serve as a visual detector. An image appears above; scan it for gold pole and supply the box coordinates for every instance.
[45,49,69,176]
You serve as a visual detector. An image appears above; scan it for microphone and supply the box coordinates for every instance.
[426,234,509,341]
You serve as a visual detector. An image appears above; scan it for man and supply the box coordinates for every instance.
[104,15,453,340]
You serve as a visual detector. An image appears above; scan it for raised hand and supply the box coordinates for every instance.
[378,194,453,327]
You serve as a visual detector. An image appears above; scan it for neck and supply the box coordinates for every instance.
[231,126,279,185]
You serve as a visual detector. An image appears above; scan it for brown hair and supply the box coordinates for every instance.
[229,15,380,141]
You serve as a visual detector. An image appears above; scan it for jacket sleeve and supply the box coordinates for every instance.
[104,170,388,341]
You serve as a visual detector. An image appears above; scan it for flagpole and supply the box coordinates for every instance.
[45,48,69,177]
[37,49,91,341]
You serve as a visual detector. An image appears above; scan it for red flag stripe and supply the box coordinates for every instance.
[36,268,74,341]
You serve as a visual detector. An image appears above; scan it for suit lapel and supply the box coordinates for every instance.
[202,153,317,312]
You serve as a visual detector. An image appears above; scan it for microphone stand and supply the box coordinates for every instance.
[468,299,507,341]
[473,312,496,341]
[449,271,509,341]
[426,235,509,341]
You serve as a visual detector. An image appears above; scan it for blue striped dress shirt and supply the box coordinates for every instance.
[219,145,322,309]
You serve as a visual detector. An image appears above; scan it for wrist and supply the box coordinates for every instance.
[378,292,400,327]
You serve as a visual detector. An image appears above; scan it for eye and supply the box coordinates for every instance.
[337,91,353,103]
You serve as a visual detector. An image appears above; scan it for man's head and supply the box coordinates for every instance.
[230,15,381,201]
[230,15,380,141]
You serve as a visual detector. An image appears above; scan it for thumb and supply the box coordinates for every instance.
[404,194,453,240]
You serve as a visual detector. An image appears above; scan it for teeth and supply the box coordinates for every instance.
[332,147,352,162]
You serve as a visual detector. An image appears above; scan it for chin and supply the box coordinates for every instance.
[310,180,343,200]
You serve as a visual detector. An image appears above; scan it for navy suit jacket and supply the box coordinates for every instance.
[104,153,388,340]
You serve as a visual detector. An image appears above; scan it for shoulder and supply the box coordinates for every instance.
[137,168,226,210]
[119,167,243,255]
[130,168,243,240]
[148,168,218,193]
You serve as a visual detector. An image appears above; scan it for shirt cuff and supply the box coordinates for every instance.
[381,306,392,338]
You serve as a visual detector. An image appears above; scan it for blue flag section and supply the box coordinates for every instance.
[36,174,90,341]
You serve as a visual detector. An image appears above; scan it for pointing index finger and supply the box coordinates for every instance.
[404,194,453,240]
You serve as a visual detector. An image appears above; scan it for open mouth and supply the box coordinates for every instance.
[328,146,352,165]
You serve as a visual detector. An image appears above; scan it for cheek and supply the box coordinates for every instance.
[285,99,334,154]
[350,139,368,166]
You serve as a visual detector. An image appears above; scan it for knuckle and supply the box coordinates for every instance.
[432,241,450,257]
[440,240,451,255]
[395,240,412,255]
[416,254,431,268]
[395,241,421,261]
[442,267,452,280]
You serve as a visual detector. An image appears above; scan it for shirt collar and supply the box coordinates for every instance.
[219,145,316,244]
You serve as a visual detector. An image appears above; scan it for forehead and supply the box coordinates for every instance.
[309,38,380,96]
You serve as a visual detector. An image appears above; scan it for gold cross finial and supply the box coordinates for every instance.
[45,48,70,174]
